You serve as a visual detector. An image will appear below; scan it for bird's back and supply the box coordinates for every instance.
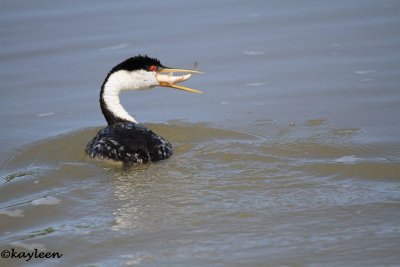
[86,122,173,165]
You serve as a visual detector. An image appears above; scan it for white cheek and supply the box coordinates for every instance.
[128,71,158,89]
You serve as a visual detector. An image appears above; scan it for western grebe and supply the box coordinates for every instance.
[86,55,201,165]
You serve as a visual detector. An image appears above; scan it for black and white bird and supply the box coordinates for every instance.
[86,55,201,165]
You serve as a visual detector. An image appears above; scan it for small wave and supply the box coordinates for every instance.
[333,155,362,164]
[245,82,266,87]
[242,50,265,56]
[355,70,376,75]
[0,209,24,217]
[3,168,39,183]
[10,241,47,251]
[31,196,61,206]
[100,43,129,52]
[36,112,55,117]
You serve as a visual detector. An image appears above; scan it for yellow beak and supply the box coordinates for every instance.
[157,68,203,94]
[159,68,203,74]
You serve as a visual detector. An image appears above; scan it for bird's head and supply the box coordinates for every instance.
[107,55,202,93]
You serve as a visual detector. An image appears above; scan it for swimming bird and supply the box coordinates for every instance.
[86,55,201,165]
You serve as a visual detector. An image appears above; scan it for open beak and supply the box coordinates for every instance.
[156,68,202,94]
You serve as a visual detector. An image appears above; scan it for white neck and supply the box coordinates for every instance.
[102,70,158,124]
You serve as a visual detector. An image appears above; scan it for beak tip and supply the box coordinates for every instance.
[157,67,202,93]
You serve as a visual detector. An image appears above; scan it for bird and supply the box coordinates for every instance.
[86,55,202,166]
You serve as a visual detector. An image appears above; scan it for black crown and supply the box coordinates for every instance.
[111,55,164,73]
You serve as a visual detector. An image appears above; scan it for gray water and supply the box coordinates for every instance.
[1,1,400,266]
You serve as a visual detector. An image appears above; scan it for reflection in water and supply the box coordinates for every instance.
[111,169,163,231]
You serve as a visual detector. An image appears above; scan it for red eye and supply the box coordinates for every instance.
[149,65,157,71]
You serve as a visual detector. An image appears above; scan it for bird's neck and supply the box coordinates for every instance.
[100,71,138,125]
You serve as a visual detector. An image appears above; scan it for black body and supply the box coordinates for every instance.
[86,122,173,165]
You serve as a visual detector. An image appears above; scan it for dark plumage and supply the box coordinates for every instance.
[110,55,164,72]
[86,122,173,165]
